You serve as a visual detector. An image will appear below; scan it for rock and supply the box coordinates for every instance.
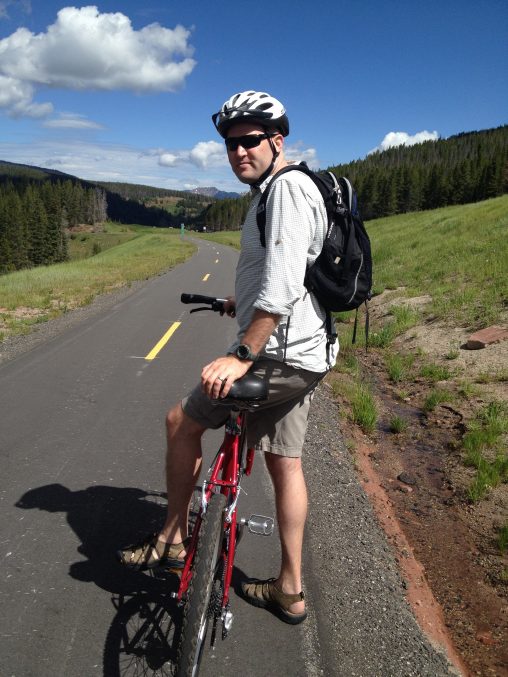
[397,472,417,486]
[465,325,508,350]
[475,629,496,646]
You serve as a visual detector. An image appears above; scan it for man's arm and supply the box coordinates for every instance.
[201,309,280,399]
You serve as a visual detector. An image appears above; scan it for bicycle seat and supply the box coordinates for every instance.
[225,373,268,403]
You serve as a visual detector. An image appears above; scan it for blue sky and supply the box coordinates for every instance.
[0,0,506,193]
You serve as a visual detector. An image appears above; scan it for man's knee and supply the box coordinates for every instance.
[264,452,303,480]
[166,402,205,441]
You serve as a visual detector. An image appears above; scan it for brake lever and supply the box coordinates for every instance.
[189,307,213,314]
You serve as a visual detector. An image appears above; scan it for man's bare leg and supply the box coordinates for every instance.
[264,452,307,615]
[158,403,206,548]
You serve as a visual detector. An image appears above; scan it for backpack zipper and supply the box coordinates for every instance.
[347,252,363,304]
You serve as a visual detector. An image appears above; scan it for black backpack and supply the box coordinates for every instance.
[256,162,372,351]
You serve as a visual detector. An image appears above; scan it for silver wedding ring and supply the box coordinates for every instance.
[216,376,225,382]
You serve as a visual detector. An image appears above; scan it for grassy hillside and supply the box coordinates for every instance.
[0,226,195,338]
[368,195,507,328]
[199,196,508,329]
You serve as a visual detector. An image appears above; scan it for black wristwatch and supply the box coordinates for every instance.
[234,344,258,361]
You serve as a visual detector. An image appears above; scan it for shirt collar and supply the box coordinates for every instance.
[250,173,276,196]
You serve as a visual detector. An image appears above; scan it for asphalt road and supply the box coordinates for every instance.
[0,238,456,677]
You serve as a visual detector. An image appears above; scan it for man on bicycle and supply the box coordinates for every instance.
[119,90,338,624]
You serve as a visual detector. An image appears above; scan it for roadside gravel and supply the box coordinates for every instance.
[302,384,458,676]
[0,282,143,367]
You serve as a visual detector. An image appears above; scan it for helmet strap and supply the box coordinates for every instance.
[252,136,280,189]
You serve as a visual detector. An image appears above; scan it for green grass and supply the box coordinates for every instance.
[456,380,482,400]
[475,369,508,384]
[419,362,456,381]
[444,344,461,360]
[385,352,416,382]
[332,377,378,434]
[0,226,195,337]
[423,388,456,412]
[350,383,378,433]
[67,222,139,260]
[368,195,508,328]
[463,401,508,501]
[197,230,241,250]
[389,415,409,434]
[498,522,508,554]
[334,351,360,376]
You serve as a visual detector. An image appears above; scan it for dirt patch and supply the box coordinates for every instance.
[334,291,508,677]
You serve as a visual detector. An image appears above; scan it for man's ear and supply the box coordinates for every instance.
[273,133,284,154]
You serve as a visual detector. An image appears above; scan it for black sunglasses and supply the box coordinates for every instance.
[225,133,275,152]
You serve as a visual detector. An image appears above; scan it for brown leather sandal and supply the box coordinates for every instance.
[117,532,189,571]
[241,577,307,625]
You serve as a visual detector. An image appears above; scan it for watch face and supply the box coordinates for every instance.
[237,344,250,359]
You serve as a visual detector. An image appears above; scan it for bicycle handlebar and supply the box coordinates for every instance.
[181,293,228,313]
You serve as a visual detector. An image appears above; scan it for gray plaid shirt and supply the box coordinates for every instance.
[231,168,339,372]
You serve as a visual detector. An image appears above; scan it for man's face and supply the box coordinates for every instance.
[225,122,282,185]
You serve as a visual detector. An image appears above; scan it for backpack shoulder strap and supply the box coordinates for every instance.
[256,162,324,247]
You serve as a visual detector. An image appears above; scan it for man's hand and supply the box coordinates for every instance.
[202,308,280,399]
[201,354,251,399]
[221,296,236,318]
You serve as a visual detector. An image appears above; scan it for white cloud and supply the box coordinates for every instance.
[285,142,319,169]
[369,130,439,154]
[0,5,196,117]
[42,113,104,130]
[189,141,226,168]
[158,140,227,170]
[158,152,180,167]
[0,74,52,117]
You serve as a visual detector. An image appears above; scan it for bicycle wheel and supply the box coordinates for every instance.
[175,492,227,677]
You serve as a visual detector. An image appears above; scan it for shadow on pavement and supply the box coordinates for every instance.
[16,482,172,595]
[15,483,252,676]
[16,483,184,674]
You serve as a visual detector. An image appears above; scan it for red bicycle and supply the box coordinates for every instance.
[173,293,273,677]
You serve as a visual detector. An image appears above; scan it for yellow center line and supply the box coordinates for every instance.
[145,322,181,361]
[203,273,210,281]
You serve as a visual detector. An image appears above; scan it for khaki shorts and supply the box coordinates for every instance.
[181,358,324,458]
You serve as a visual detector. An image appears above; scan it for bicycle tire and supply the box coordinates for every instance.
[175,492,227,677]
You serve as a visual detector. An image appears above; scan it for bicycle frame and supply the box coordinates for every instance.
[175,408,253,619]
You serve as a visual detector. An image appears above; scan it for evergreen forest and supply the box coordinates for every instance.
[202,125,508,228]
[0,178,106,272]
[0,163,207,273]
[331,125,508,220]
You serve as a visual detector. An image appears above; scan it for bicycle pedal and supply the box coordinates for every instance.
[241,514,274,536]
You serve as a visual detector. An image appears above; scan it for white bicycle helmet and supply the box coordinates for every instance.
[212,90,289,138]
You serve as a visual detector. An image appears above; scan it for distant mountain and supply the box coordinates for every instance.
[0,159,78,181]
[185,186,241,200]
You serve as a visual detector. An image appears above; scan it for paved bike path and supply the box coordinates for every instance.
[0,237,455,676]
